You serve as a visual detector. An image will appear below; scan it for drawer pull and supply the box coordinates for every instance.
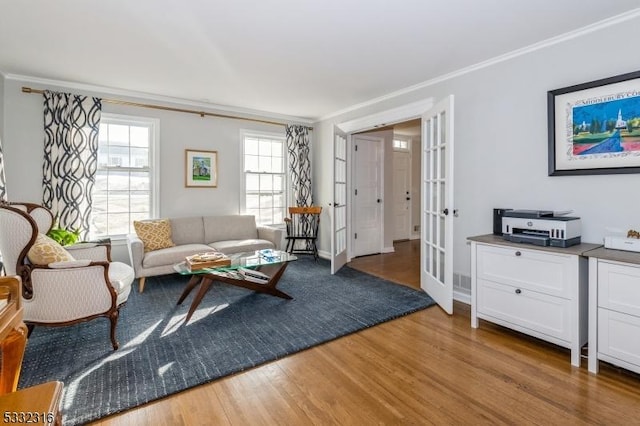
[515,289,522,294]
[515,251,521,256]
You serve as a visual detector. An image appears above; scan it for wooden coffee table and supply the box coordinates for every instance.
[173,250,297,323]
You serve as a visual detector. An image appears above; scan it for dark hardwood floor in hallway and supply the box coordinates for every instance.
[92,240,640,425]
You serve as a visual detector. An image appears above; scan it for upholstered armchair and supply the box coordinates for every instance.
[0,202,134,350]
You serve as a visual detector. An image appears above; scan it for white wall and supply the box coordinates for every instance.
[314,16,640,292]
[2,78,289,262]
[0,75,5,148]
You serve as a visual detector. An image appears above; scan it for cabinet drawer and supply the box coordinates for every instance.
[598,261,640,317]
[598,308,640,367]
[476,244,574,298]
[477,279,571,342]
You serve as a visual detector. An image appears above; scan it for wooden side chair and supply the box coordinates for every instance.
[284,206,322,260]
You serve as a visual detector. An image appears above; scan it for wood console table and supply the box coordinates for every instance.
[0,276,63,425]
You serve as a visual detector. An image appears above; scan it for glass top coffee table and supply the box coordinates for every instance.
[173,250,297,323]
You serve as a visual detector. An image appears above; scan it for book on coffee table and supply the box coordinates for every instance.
[238,267,269,284]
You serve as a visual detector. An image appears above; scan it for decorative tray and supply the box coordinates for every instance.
[185,252,231,271]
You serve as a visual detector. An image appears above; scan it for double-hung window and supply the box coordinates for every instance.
[241,131,287,226]
[90,114,159,239]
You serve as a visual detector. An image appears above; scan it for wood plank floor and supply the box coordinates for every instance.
[92,241,640,425]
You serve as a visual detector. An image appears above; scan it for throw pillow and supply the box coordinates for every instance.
[134,219,175,252]
[27,233,76,265]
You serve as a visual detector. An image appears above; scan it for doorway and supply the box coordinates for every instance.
[331,95,455,315]
[350,120,421,263]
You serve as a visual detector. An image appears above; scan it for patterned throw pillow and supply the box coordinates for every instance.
[27,233,76,265]
[133,219,175,253]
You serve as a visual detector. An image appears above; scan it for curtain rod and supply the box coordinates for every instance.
[21,86,312,130]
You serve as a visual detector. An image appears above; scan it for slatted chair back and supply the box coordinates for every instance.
[284,206,322,259]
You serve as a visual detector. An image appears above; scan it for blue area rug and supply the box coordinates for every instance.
[19,257,434,425]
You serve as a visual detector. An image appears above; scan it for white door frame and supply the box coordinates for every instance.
[334,98,433,267]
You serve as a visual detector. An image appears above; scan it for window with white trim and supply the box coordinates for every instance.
[241,132,287,226]
[393,137,410,151]
[90,114,159,239]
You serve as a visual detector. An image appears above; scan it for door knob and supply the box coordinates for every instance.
[377,199,381,203]
[442,208,449,215]
[406,197,411,201]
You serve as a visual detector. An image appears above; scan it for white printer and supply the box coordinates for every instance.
[501,209,581,248]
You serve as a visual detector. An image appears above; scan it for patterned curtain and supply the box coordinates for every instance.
[286,125,312,206]
[42,90,102,240]
[0,136,7,201]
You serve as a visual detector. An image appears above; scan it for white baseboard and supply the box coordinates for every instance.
[318,250,331,260]
[410,233,420,240]
[382,246,395,253]
[454,290,471,305]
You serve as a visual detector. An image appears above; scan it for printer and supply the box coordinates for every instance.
[501,209,581,248]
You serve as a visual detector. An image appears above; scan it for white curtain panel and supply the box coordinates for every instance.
[42,90,102,240]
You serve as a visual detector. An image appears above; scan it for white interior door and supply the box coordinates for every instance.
[352,136,382,257]
[331,127,348,274]
[393,150,411,241]
[421,95,454,314]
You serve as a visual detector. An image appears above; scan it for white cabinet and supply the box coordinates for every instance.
[469,235,599,367]
[586,248,640,375]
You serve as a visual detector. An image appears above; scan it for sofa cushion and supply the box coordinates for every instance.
[27,233,75,264]
[204,215,258,243]
[209,239,275,255]
[142,243,212,268]
[134,219,175,252]
[170,216,205,245]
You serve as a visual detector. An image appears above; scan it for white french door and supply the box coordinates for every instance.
[421,95,455,314]
[331,127,348,274]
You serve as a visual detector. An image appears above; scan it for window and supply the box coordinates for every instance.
[393,138,410,151]
[90,114,159,239]
[242,131,287,226]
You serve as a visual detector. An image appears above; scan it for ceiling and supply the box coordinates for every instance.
[1,1,639,121]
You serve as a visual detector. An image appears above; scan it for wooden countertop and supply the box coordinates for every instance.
[582,246,640,265]
[467,234,602,256]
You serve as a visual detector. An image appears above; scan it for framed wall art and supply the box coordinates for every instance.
[548,70,640,176]
[185,149,218,187]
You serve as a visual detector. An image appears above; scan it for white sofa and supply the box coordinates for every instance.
[127,215,282,292]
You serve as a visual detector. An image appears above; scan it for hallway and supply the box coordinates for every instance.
[347,239,420,289]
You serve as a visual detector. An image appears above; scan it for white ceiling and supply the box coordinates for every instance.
[1,1,639,121]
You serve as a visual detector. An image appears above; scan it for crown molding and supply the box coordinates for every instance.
[5,73,314,125]
[320,8,640,122]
